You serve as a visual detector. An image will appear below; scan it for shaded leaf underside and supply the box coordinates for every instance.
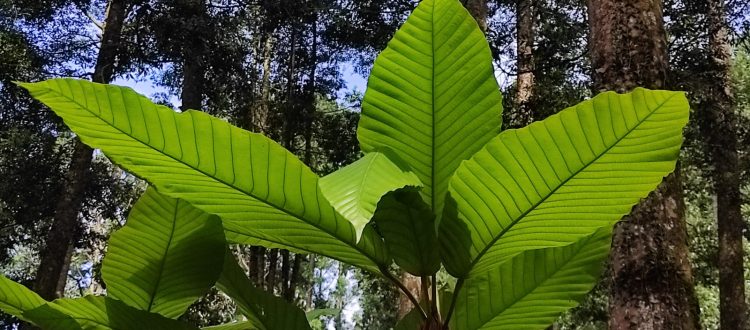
[102,187,226,319]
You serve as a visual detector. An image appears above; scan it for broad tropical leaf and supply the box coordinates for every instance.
[449,229,611,329]
[320,151,421,239]
[216,250,311,330]
[23,296,197,330]
[0,275,46,323]
[358,0,503,215]
[440,89,689,277]
[372,189,440,276]
[102,187,226,318]
[19,79,387,274]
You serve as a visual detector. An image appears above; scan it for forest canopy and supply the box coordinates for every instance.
[0,0,749,329]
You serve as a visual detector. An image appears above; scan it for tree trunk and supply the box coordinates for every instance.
[704,0,749,328]
[397,273,422,319]
[515,0,534,126]
[463,0,488,33]
[588,0,699,329]
[255,33,274,133]
[31,0,128,301]
[286,253,303,302]
[266,248,279,293]
[280,250,291,299]
[179,0,205,112]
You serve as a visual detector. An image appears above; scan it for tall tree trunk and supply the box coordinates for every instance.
[280,250,291,298]
[515,0,534,126]
[285,12,319,304]
[588,0,699,329]
[256,33,274,133]
[588,1,699,329]
[247,27,275,289]
[463,0,488,32]
[31,0,128,301]
[266,248,279,293]
[179,0,205,112]
[704,0,749,328]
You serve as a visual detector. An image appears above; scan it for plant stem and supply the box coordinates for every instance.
[380,266,428,320]
[442,278,464,328]
[431,274,439,319]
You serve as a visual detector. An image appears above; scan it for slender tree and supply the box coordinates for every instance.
[32,0,129,300]
[179,0,206,111]
[515,0,534,126]
[702,0,749,328]
[587,0,699,328]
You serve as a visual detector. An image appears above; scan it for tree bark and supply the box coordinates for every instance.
[179,0,206,112]
[31,0,128,301]
[704,0,749,328]
[256,33,274,133]
[588,0,699,329]
[515,0,534,126]
[463,0,488,33]
[266,248,279,293]
[280,250,291,299]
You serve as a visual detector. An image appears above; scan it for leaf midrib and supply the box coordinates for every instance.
[465,92,678,277]
[146,199,179,313]
[41,83,379,269]
[429,0,437,211]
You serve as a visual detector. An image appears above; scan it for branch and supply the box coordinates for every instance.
[74,2,103,30]
[379,265,428,321]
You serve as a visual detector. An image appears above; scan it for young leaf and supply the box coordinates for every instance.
[0,275,46,323]
[358,0,503,215]
[19,79,387,274]
[449,229,612,329]
[440,89,689,277]
[320,151,421,239]
[101,187,226,318]
[23,296,197,329]
[216,250,311,330]
[371,189,440,276]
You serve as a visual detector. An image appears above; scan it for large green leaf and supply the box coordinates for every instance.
[216,250,311,330]
[23,296,197,329]
[440,89,689,277]
[101,187,226,318]
[358,0,503,215]
[371,189,440,276]
[449,229,612,329]
[0,275,46,323]
[19,79,387,274]
[320,151,421,239]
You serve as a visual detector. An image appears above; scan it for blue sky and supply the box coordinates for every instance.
[112,61,369,107]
